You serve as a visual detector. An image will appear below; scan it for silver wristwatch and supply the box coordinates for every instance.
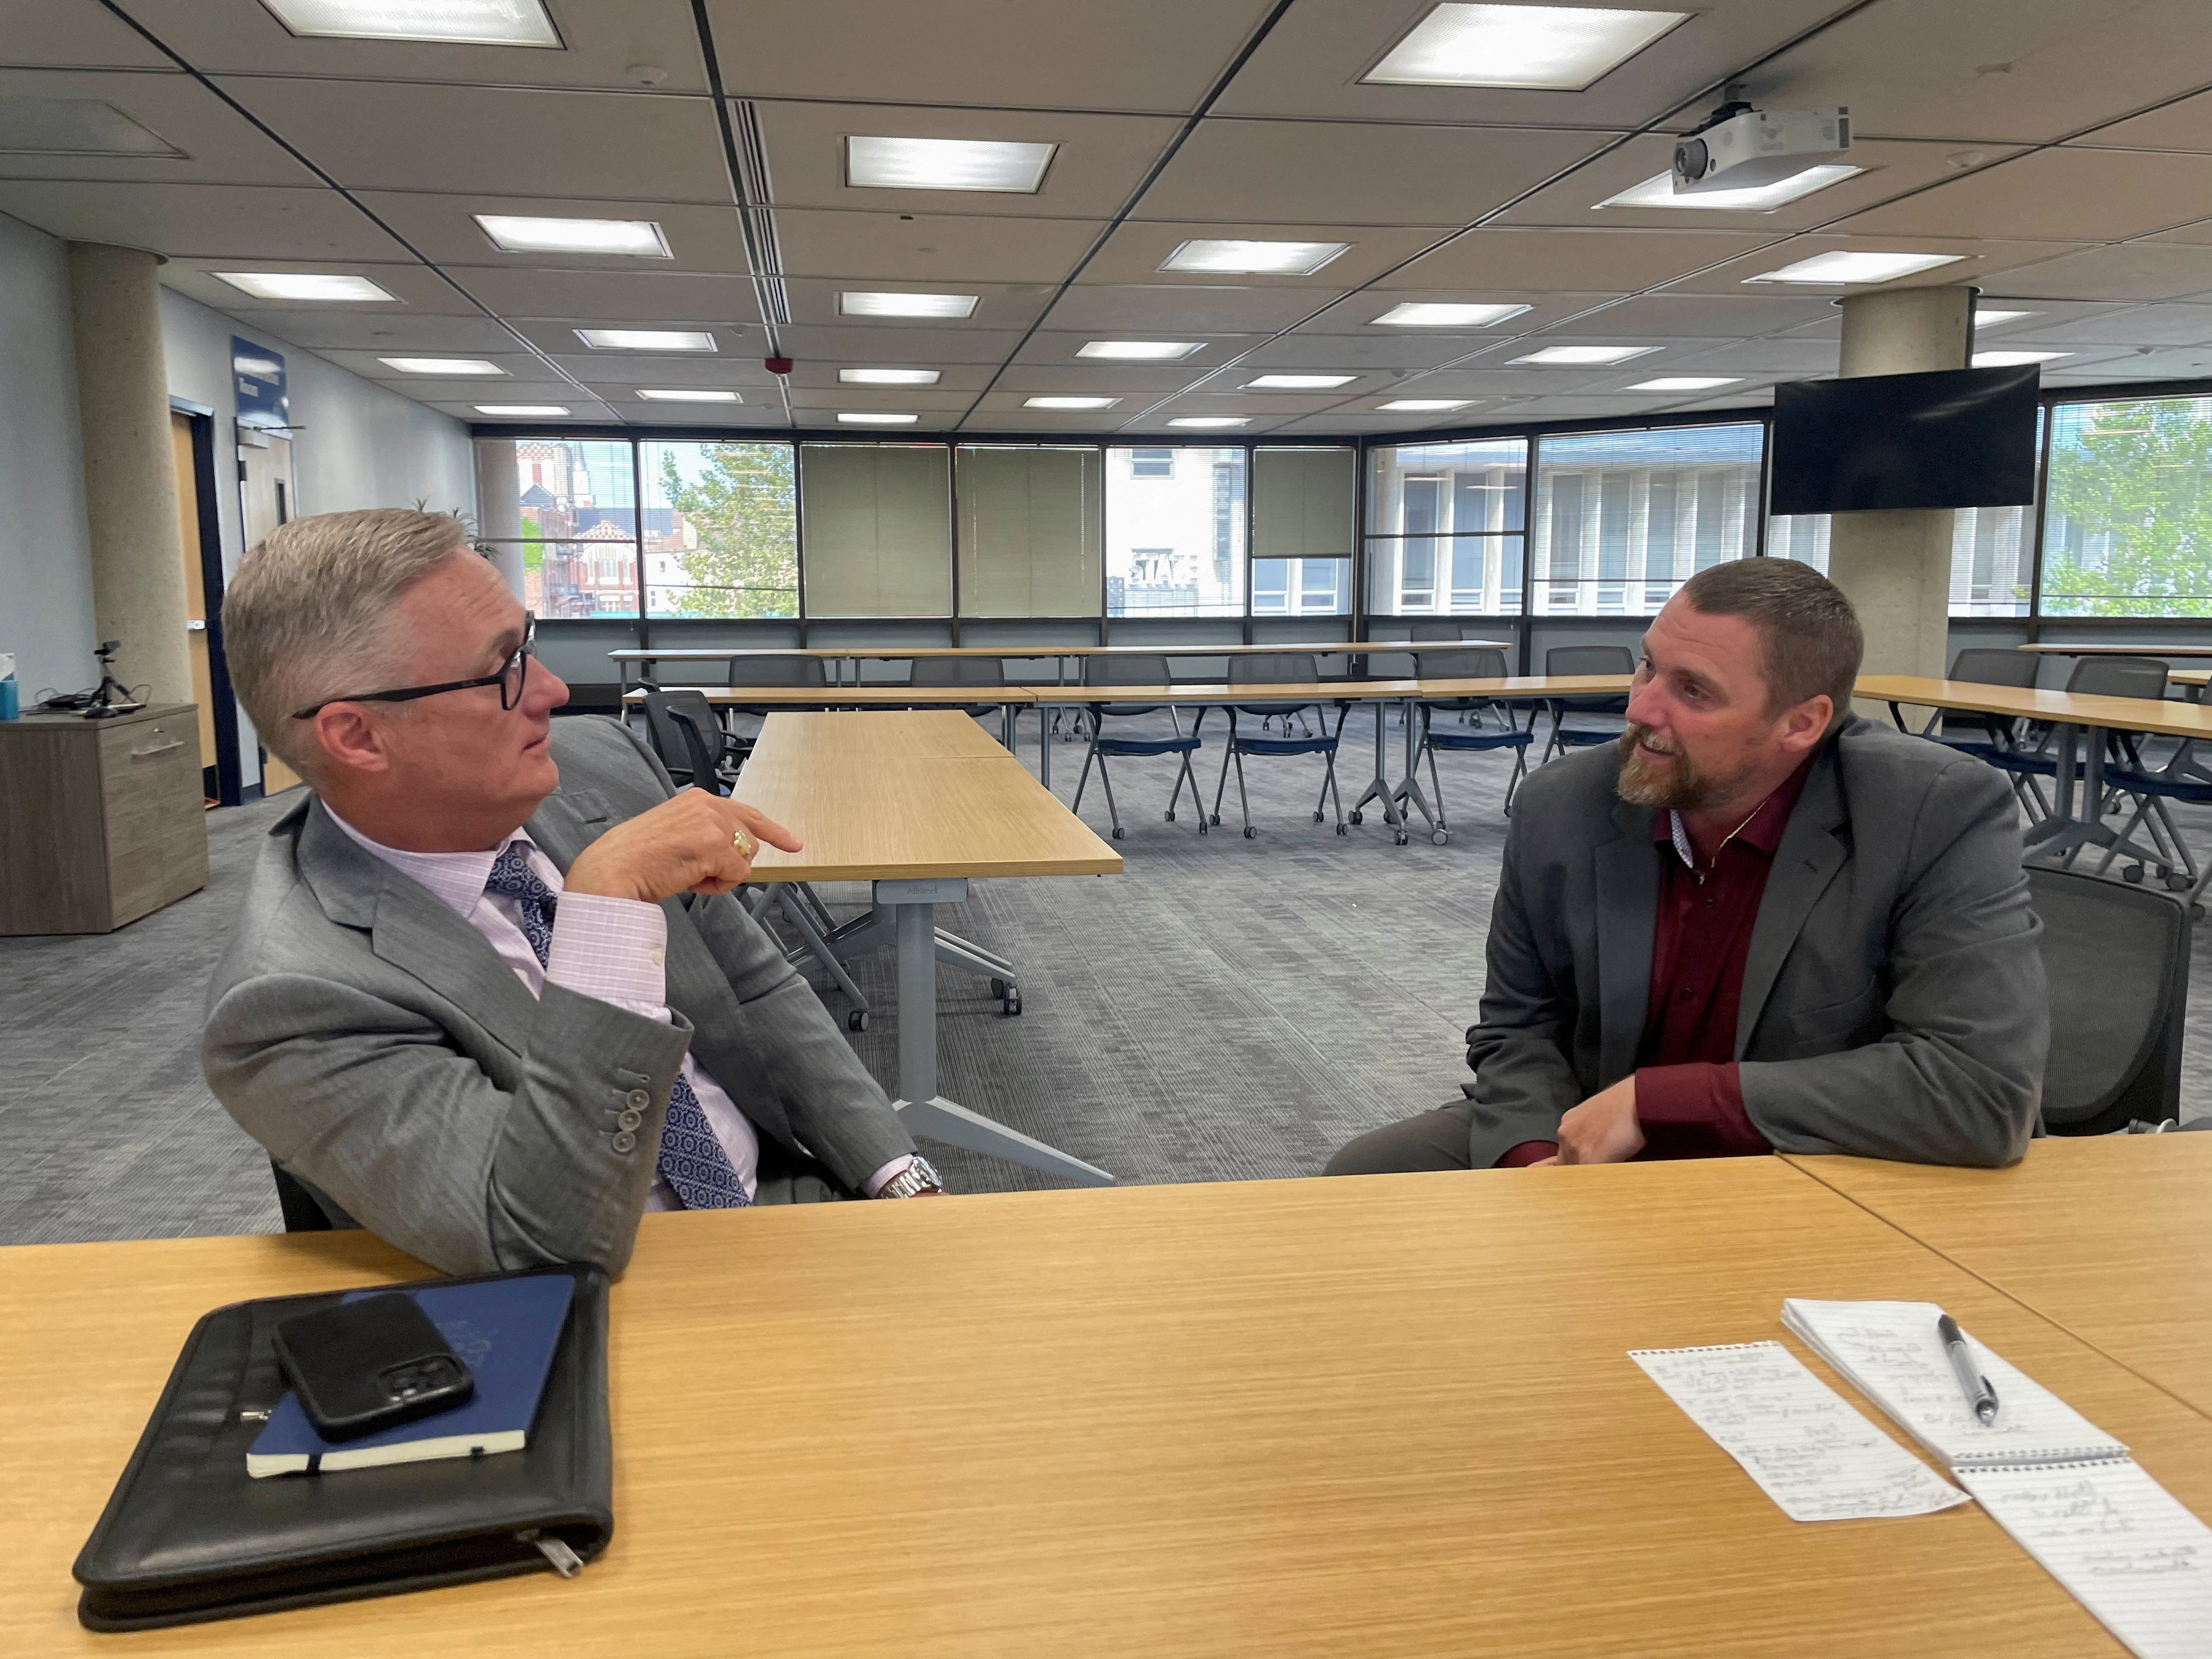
[874,1156,945,1200]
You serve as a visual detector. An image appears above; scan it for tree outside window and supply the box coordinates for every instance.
[2042,397,2212,617]
[645,440,800,618]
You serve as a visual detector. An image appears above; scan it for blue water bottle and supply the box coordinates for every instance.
[0,652,18,720]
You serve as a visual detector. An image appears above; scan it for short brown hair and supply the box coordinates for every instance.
[1676,558,1862,723]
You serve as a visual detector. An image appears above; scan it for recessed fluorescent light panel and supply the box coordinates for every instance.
[574,329,715,352]
[1514,345,1657,365]
[1166,416,1250,428]
[1077,340,1202,360]
[1245,374,1356,389]
[1973,309,2036,328]
[846,135,1056,193]
[1973,351,2070,367]
[838,411,921,425]
[839,291,979,318]
[1745,251,1966,285]
[1160,239,1350,276]
[475,404,571,415]
[0,98,184,156]
[839,368,942,385]
[1630,376,1741,391]
[214,272,398,302]
[1597,165,1863,212]
[1364,3,1690,91]
[473,215,669,257]
[637,388,741,402]
[1379,399,1472,411]
[1024,396,1120,409]
[256,0,560,47]
[379,357,504,375]
[1369,301,1532,329]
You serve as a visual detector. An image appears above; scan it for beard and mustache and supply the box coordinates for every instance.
[1614,723,1750,812]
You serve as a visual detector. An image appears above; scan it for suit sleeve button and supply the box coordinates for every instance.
[618,1108,643,1130]
[611,1131,637,1154]
[625,1088,650,1109]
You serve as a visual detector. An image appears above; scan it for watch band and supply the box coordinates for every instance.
[873,1156,945,1200]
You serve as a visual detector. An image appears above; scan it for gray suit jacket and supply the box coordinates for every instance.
[1463,716,2047,1170]
[204,715,915,1276]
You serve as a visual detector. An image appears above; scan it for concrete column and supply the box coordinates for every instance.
[1823,285,1976,681]
[66,242,191,706]
[472,437,525,596]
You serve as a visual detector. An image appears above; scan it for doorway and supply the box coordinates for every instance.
[238,431,303,796]
[168,401,242,805]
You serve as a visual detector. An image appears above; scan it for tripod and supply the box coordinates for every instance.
[84,640,144,719]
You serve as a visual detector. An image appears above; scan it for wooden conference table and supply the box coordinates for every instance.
[5,1151,2207,1659]
[733,709,1121,1186]
[2021,641,2212,657]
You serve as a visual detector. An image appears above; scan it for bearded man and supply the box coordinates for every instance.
[1327,557,2047,1175]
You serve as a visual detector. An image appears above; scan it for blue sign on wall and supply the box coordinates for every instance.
[233,337,289,430]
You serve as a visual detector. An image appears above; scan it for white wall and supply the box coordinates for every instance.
[159,286,477,787]
[0,211,97,704]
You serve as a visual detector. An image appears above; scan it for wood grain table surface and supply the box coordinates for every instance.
[1854,673,2212,740]
[6,1158,2208,1659]
[2019,642,2212,657]
[1786,1136,2212,1419]
[623,684,1042,708]
[731,709,1121,883]
[608,642,1508,663]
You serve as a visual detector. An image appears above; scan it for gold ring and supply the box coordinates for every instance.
[732,825,758,860]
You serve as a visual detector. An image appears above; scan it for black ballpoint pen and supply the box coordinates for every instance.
[1936,1311,2001,1426]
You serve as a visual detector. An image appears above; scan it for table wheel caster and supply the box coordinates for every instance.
[1112,825,1125,839]
[990,978,1007,999]
[1165,810,1176,821]
[847,1009,869,1032]
[1243,827,1257,839]
[1209,813,1221,826]
[1334,822,1348,836]
[1348,810,1364,825]
[1432,830,1451,845]
[1312,810,1324,822]
[1001,988,1022,1016]
[1395,831,1409,846]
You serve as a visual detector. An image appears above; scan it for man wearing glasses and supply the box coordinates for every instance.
[206,509,938,1278]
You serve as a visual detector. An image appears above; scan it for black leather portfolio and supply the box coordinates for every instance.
[71,1264,612,1631]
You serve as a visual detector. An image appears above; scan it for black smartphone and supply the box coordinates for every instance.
[272,1293,475,1441]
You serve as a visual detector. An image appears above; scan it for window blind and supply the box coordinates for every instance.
[798,443,952,617]
[1252,446,1356,559]
[955,445,1102,617]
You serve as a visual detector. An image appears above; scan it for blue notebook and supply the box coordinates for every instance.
[247,1274,574,1479]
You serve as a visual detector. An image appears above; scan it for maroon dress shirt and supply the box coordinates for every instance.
[1496,755,1816,1167]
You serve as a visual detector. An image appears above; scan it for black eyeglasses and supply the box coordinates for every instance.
[291,614,537,720]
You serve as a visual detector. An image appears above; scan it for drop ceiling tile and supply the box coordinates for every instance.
[1042,284,1329,332]
[1664,234,2090,296]
[625,402,790,426]
[0,178,409,259]
[1837,149,2212,241]
[1980,243,2212,302]
[1482,396,1677,420]
[0,3,174,68]
[1081,220,1447,288]
[787,405,963,433]
[1651,339,1838,373]
[786,363,995,393]
[1563,293,1842,337]
[1778,297,2126,340]
[774,323,1034,364]
[2001,304,2212,346]
[752,102,1181,217]
[1752,0,2212,144]
[961,411,1135,435]
[504,319,753,355]
[706,0,1279,112]
[1240,334,1519,369]
[216,309,522,353]
[161,259,476,313]
[780,278,1052,331]
[1280,411,1448,433]
[346,375,579,402]
[548,354,777,389]
[1390,368,1643,397]
[1214,0,1843,129]
[0,67,320,185]
[737,383,969,412]
[2068,345,2212,379]
[432,400,620,422]
[2143,217,2212,249]
[1491,133,2035,232]
[354,194,752,275]
[1295,289,1615,336]
[770,209,1103,284]
[991,365,1216,394]
[1379,228,1783,294]
[2074,88,2212,153]
[1148,391,1375,417]
[1010,330,1262,367]
[1131,119,1613,227]
[124,0,713,92]
[447,267,763,320]
[213,78,731,202]
[1114,409,1294,432]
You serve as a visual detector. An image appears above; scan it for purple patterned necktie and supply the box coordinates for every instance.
[483,842,749,1208]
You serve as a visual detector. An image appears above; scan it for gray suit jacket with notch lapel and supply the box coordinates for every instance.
[1461,715,2047,1170]
[203,715,916,1276]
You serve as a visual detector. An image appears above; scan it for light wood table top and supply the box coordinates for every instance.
[1786,1136,2212,1420]
[1050,678,1421,705]
[2021,642,2212,656]
[624,684,1040,708]
[1414,674,1633,699]
[732,709,1119,883]
[610,642,1415,663]
[1855,673,2212,740]
[2170,667,2210,688]
[7,1159,2208,1658]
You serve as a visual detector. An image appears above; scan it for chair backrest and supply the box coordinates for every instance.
[1085,652,1171,687]
[911,654,1005,687]
[271,1159,337,1233]
[1229,652,1319,686]
[1947,647,2041,689]
[1414,647,1506,680]
[644,687,729,792]
[727,653,826,688]
[664,707,728,793]
[639,689,706,783]
[2065,655,2169,701]
[1408,619,1465,641]
[1546,645,1635,676]
[2030,868,2188,1133]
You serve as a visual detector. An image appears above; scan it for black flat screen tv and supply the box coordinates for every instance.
[1769,364,2039,515]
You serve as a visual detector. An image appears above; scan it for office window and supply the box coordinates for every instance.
[2041,396,2212,617]
[1531,424,1761,617]
[1773,505,2031,616]
[638,440,797,619]
[473,436,638,617]
[955,444,1103,617]
[799,443,952,617]
[1365,437,1526,615]
[1250,447,1353,618]
[1105,445,1245,616]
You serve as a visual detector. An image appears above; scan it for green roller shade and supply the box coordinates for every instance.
[1253,446,1356,558]
[956,445,1103,617]
[799,443,952,616]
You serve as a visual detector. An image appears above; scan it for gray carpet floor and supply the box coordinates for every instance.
[2,706,2204,1244]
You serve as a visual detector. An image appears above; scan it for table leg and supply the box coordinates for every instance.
[1346,698,1407,839]
[878,879,1112,1186]
[1391,697,1439,837]
[1036,701,1054,790]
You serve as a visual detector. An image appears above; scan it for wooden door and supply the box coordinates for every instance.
[240,434,304,795]
[170,413,217,802]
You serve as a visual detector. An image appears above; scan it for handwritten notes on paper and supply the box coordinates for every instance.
[1630,1342,1968,1523]
[1960,1460,2212,1659]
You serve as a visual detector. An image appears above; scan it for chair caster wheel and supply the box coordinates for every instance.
[990,978,1007,999]
[1001,990,1022,1017]
[1432,830,1451,846]
[1111,826,1125,839]
[1395,832,1409,846]
[1334,823,1348,836]
[1165,810,1176,821]
[2124,865,2145,884]
[1349,810,1364,825]
[1313,810,1324,823]
[1243,827,1257,839]
[1197,823,1208,835]
[847,1009,869,1032]
[1209,813,1221,825]
[2169,874,2193,892]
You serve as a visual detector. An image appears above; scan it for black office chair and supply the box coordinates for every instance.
[2030,868,2189,1135]
[1408,619,1469,642]
[1406,648,1533,838]
[271,1159,341,1233]
[1209,652,1349,839]
[1540,645,1634,763]
[1986,656,2177,872]
[1071,652,1210,839]
[640,689,742,793]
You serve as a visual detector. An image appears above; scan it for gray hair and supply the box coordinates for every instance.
[223,508,472,781]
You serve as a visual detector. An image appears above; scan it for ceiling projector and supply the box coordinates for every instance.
[1672,103,1852,194]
